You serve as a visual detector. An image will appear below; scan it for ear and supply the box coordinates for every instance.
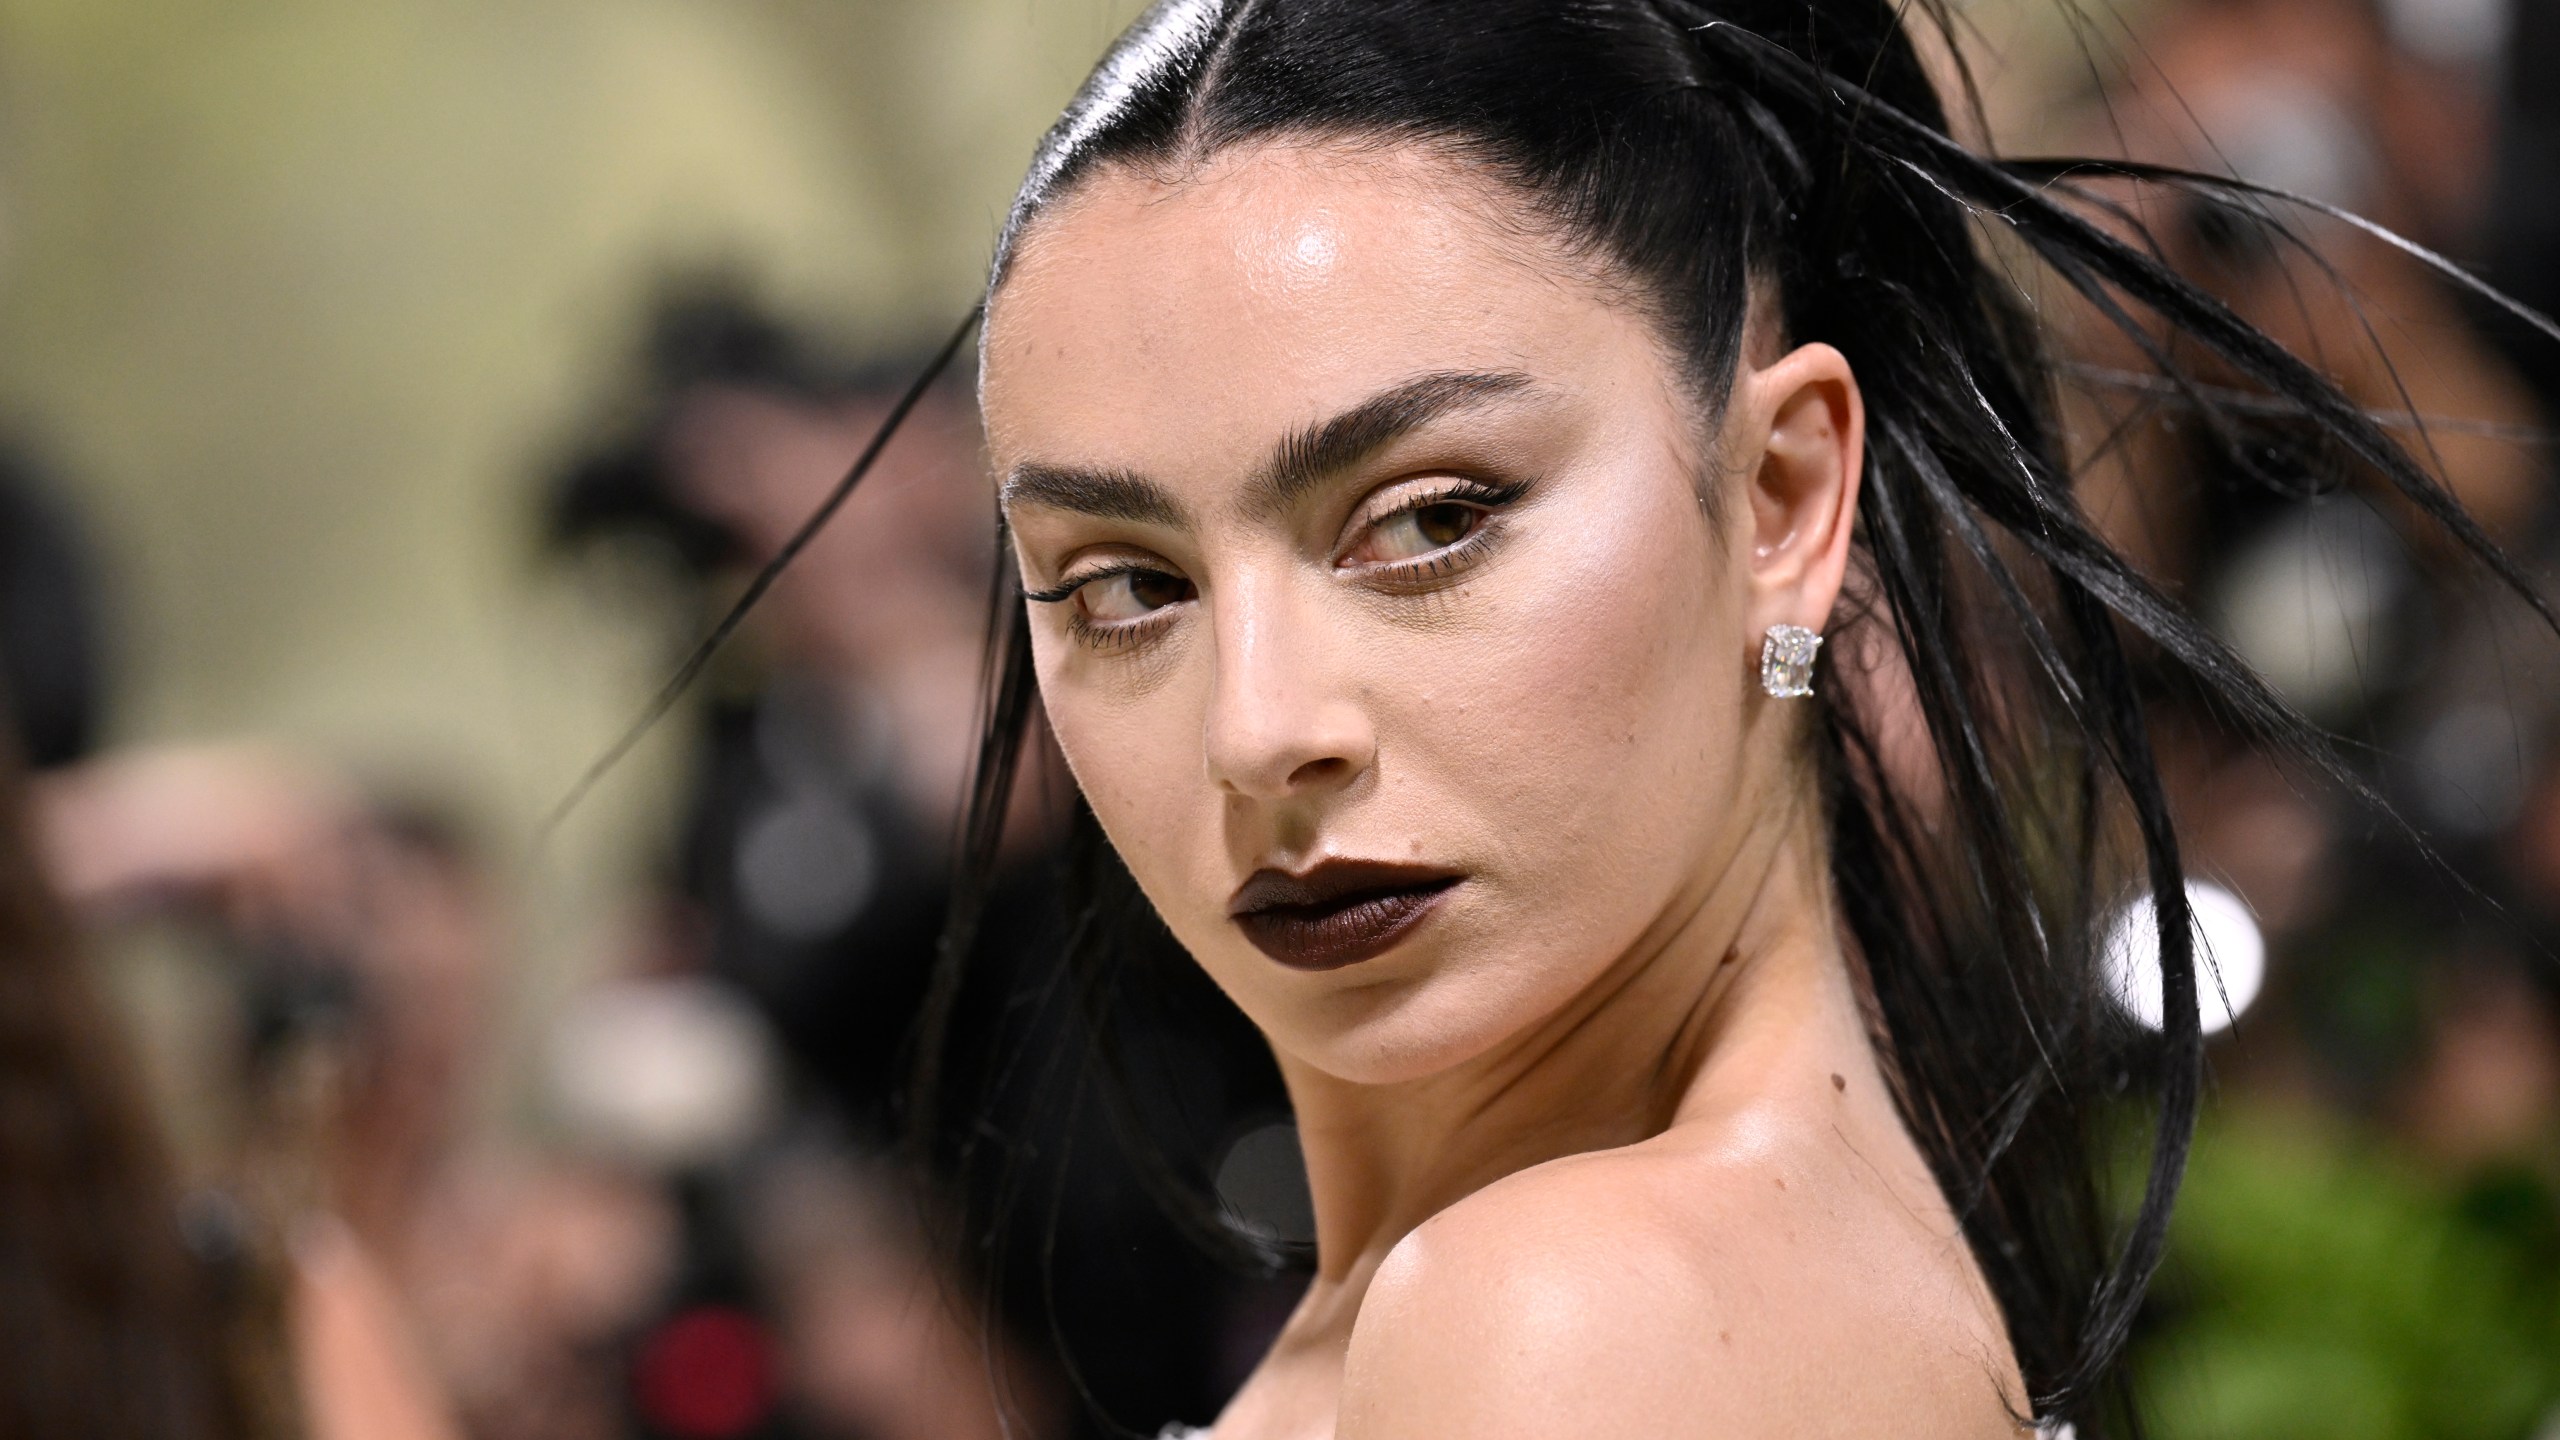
[1735,342,1863,639]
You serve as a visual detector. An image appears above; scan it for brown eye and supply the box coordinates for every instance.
[1078,568,1194,624]
[1361,499,1486,564]
[1127,569,1191,610]
[1413,503,1476,547]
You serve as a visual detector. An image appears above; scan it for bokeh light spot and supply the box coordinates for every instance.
[2102,881,2266,1037]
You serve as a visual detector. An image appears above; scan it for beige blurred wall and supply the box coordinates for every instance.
[0,0,1146,1111]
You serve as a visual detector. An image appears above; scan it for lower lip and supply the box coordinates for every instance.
[1233,880,1459,972]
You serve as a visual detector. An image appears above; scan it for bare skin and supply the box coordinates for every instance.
[983,140,2027,1440]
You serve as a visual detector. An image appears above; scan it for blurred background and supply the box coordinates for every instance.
[0,1,2555,1438]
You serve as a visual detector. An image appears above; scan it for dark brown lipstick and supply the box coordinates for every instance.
[1227,860,1460,971]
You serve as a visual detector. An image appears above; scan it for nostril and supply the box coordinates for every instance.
[1287,756,1353,789]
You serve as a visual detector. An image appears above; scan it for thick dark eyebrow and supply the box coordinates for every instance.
[1244,369,1537,521]
[999,369,1536,531]
[998,463,1190,528]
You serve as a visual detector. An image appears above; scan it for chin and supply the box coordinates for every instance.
[1264,964,1561,1087]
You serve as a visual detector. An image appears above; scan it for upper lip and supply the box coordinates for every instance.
[1227,858,1463,917]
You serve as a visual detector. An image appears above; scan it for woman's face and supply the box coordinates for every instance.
[982,141,1853,1085]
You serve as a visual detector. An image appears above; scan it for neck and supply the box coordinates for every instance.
[1276,781,1846,1296]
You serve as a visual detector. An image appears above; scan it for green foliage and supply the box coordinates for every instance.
[2136,1108,2560,1440]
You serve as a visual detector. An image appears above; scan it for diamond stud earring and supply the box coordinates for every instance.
[1759,624,1822,698]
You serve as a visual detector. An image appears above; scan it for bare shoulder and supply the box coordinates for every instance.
[1337,1106,2028,1440]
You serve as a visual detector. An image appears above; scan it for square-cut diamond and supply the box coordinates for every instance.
[1760,624,1822,698]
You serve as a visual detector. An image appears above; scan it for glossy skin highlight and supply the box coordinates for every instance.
[984,142,2023,1440]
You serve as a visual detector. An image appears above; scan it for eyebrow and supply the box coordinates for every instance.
[999,463,1190,528]
[1243,369,1536,521]
[996,368,1537,528]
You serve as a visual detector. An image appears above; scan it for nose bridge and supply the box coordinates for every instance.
[1203,564,1372,800]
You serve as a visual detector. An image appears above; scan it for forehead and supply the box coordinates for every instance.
[980,141,1667,471]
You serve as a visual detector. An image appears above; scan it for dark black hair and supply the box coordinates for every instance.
[0,460,107,771]
[566,1,2556,1433]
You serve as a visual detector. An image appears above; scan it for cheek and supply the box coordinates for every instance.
[1384,477,1743,954]
[1031,629,1217,908]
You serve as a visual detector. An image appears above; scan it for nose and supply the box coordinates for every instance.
[1202,575,1376,803]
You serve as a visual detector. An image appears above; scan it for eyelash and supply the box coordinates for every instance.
[1022,563,1186,654]
[1349,477,1528,586]
[1026,474,1532,652]
[1068,607,1175,654]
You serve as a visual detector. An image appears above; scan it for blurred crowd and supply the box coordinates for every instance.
[2053,0,2560,1431]
[2,1,2558,1439]
[4,274,1309,1440]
